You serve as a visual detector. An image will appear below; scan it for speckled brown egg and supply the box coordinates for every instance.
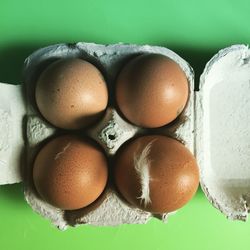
[115,54,189,128]
[35,58,108,130]
[33,135,108,210]
[114,135,199,214]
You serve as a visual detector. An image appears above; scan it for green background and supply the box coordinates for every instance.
[1,0,250,249]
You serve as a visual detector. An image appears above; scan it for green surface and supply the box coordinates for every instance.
[1,0,250,249]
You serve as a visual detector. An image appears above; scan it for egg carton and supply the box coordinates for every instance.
[0,42,249,230]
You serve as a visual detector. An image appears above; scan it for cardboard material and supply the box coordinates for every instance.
[0,83,25,184]
[196,45,250,221]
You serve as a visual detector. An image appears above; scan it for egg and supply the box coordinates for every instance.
[114,135,199,214]
[35,58,108,130]
[33,135,108,210]
[115,54,189,128]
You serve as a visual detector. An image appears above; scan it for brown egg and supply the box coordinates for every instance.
[115,54,189,128]
[114,135,199,214]
[35,58,108,130]
[33,135,108,210]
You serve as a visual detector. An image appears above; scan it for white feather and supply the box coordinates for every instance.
[55,143,71,160]
[134,140,155,207]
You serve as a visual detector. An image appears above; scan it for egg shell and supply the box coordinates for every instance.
[32,135,108,210]
[35,58,108,130]
[115,54,189,128]
[22,42,194,229]
[114,135,200,214]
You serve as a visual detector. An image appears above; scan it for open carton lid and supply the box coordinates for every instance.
[0,83,25,184]
[195,44,250,220]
